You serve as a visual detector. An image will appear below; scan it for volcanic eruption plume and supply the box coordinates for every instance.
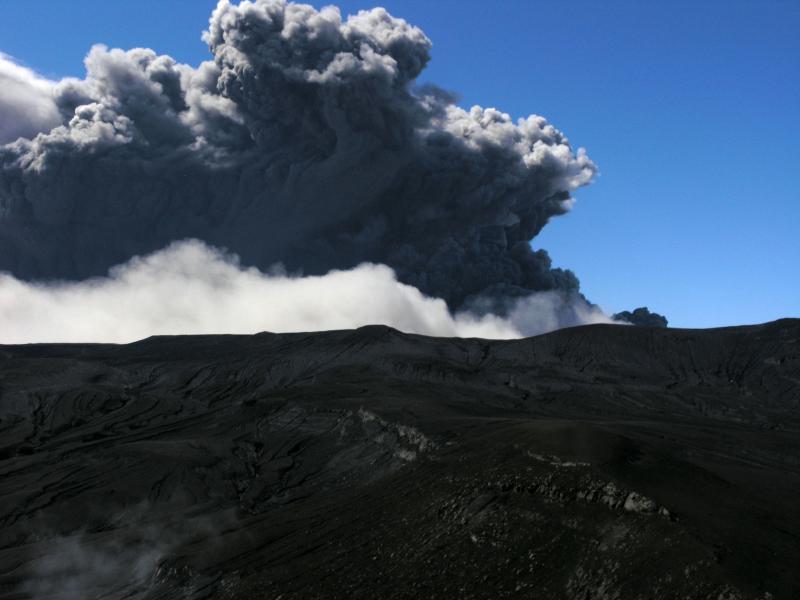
[0,0,610,341]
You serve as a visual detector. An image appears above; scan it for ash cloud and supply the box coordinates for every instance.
[613,307,668,328]
[0,240,614,344]
[0,0,596,319]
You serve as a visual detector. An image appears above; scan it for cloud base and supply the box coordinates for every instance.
[0,240,613,344]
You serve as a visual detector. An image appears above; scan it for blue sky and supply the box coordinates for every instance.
[1,0,797,328]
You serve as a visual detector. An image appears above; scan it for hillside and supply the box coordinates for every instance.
[0,320,798,599]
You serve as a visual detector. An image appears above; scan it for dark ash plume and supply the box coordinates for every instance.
[613,307,668,328]
[0,0,595,313]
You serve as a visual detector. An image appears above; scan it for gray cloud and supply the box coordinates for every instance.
[0,0,596,318]
[612,307,668,328]
[0,54,61,145]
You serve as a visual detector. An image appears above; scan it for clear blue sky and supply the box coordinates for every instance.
[1,0,798,328]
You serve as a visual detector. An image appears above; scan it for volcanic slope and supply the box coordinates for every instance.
[0,319,798,599]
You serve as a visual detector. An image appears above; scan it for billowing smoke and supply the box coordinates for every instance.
[0,0,596,326]
[22,533,166,600]
[0,240,613,344]
[613,307,668,328]
[20,502,232,600]
[0,54,61,144]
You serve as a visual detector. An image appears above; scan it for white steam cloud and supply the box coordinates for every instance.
[0,53,61,144]
[0,240,613,344]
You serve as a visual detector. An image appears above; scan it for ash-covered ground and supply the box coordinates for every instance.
[0,320,798,599]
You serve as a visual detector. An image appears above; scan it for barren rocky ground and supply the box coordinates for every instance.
[0,320,798,599]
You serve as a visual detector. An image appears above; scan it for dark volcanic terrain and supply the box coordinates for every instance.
[0,320,798,599]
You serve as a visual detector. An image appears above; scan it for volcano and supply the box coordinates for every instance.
[0,319,798,599]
